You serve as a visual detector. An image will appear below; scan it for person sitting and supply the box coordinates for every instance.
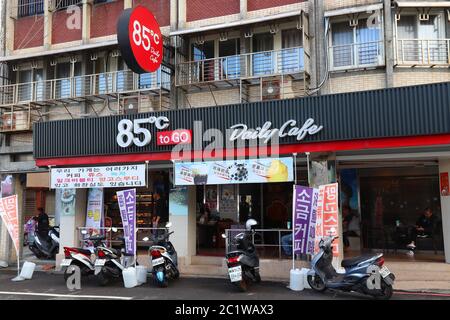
[35,207,49,239]
[406,207,438,250]
[281,233,293,256]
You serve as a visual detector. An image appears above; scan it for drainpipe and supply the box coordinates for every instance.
[384,0,394,88]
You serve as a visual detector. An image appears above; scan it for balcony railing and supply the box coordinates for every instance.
[0,69,170,107]
[396,39,450,66]
[329,41,384,70]
[176,47,305,86]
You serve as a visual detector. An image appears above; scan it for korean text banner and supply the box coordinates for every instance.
[117,189,136,255]
[51,165,146,189]
[314,183,339,256]
[175,157,294,186]
[0,195,19,254]
[293,186,318,255]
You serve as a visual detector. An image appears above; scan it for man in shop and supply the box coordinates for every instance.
[152,193,163,235]
[239,196,250,223]
[406,207,438,250]
[35,207,50,239]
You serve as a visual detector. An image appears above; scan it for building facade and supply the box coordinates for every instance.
[1,0,450,273]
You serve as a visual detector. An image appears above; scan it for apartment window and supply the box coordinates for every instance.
[252,33,274,76]
[191,40,215,82]
[55,0,82,10]
[56,62,81,98]
[396,14,447,64]
[18,0,44,18]
[282,29,304,73]
[18,70,32,102]
[219,38,240,79]
[330,18,383,69]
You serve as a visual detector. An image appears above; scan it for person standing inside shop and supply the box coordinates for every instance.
[35,207,50,238]
[239,196,250,223]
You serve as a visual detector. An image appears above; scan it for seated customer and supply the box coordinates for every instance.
[406,207,438,250]
[281,233,293,256]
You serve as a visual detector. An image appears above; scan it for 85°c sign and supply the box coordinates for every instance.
[117,6,163,74]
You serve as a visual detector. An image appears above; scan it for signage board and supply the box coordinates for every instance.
[117,6,163,74]
[51,165,146,189]
[174,157,294,186]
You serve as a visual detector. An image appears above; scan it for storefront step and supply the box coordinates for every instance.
[191,256,225,266]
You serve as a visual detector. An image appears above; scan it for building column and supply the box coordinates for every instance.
[124,0,132,9]
[178,0,186,30]
[169,186,196,266]
[438,159,450,263]
[170,0,178,31]
[240,0,247,20]
[82,0,91,44]
[56,189,87,268]
[383,0,394,88]
[44,0,52,50]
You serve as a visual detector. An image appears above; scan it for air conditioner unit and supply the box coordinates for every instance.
[262,80,281,101]
[2,111,29,131]
[122,98,139,115]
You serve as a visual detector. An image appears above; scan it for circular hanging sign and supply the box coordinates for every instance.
[117,6,163,74]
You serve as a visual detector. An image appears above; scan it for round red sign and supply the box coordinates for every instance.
[117,6,163,74]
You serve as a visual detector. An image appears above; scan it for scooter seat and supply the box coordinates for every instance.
[341,255,377,268]
[74,248,92,256]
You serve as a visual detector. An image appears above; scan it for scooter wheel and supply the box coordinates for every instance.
[96,272,110,287]
[154,277,168,288]
[307,275,326,292]
[374,283,393,300]
[236,279,248,292]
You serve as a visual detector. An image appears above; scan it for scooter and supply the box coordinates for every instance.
[143,222,179,288]
[29,226,60,259]
[307,236,395,300]
[60,231,104,282]
[94,236,137,286]
[222,219,261,292]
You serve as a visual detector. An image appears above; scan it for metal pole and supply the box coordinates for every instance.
[306,152,311,186]
[292,185,295,270]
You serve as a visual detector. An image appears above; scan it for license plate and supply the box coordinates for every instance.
[228,266,242,282]
[152,257,165,267]
[379,266,391,278]
[60,259,72,267]
[95,259,106,267]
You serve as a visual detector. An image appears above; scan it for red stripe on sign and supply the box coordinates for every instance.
[35,134,450,167]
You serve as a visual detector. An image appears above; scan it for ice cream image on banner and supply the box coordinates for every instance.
[267,160,289,182]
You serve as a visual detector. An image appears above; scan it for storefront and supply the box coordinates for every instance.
[33,82,450,265]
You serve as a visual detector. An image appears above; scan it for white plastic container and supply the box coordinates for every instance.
[19,261,36,280]
[136,266,148,285]
[301,268,311,289]
[289,268,304,291]
[122,267,138,288]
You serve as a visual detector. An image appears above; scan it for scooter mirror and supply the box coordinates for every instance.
[221,233,227,239]
[165,222,173,228]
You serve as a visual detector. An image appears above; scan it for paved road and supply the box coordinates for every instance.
[0,270,449,300]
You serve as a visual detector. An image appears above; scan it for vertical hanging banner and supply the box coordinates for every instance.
[315,183,340,257]
[292,186,318,255]
[117,189,136,255]
[0,195,20,255]
[85,188,104,233]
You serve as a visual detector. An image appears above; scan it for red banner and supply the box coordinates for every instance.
[440,172,449,196]
[0,195,19,254]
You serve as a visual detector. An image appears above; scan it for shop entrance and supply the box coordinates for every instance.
[340,164,445,262]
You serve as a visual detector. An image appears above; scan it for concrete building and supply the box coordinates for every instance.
[1,1,450,282]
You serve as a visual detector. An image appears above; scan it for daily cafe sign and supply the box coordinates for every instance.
[115,116,324,149]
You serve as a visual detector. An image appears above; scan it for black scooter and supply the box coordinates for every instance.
[143,222,179,288]
[223,219,260,292]
[94,236,136,286]
[29,226,60,259]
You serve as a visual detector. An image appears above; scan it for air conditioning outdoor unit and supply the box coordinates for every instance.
[262,80,281,101]
[2,111,29,131]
